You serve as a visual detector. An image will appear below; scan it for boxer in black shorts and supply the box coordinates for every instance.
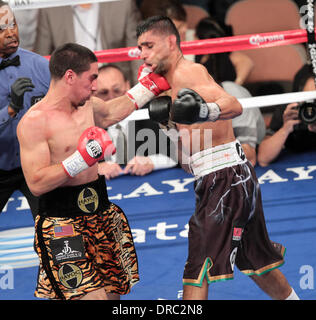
[17,43,170,299]
[183,141,285,286]
[34,175,138,300]
[139,15,299,299]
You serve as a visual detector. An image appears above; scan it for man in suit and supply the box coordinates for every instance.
[34,1,141,84]
[95,64,178,179]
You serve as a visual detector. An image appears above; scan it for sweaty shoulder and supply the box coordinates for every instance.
[17,103,47,142]
[177,60,210,78]
[171,60,215,98]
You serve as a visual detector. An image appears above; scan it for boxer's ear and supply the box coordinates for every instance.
[64,69,76,85]
[168,34,178,50]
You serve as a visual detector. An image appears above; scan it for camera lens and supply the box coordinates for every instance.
[299,102,316,124]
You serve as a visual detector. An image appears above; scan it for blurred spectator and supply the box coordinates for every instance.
[180,0,209,13]
[258,64,316,167]
[140,0,188,42]
[34,1,141,84]
[195,16,254,85]
[139,0,209,29]
[95,64,177,179]
[222,81,266,166]
[13,9,38,51]
[209,0,240,26]
[180,0,210,29]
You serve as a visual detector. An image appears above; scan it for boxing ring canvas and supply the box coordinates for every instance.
[0,150,315,300]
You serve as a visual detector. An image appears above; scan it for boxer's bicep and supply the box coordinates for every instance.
[17,112,51,188]
[173,63,242,120]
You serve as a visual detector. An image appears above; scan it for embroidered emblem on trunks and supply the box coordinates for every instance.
[58,263,83,289]
[77,187,99,213]
[53,225,74,238]
[235,142,245,161]
[232,227,243,241]
[50,235,85,265]
[230,247,238,272]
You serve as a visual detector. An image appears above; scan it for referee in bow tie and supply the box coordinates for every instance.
[0,1,50,220]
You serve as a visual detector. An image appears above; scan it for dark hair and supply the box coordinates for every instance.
[165,0,187,22]
[140,0,187,22]
[0,1,8,8]
[49,43,98,79]
[136,15,181,48]
[292,63,315,92]
[195,17,236,83]
[195,17,233,40]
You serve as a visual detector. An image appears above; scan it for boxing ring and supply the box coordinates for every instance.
[0,151,316,300]
[0,0,316,300]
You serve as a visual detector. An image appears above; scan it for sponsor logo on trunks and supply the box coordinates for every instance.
[77,187,99,213]
[235,142,245,161]
[230,247,238,272]
[50,235,85,265]
[58,263,83,289]
[86,140,103,159]
[232,227,243,241]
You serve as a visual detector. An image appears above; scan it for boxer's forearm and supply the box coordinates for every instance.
[93,95,136,129]
[25,164,70,196]
[257,129,289,166]
[214,95,243,120]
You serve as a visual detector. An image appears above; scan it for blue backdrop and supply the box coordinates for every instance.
[0,150,315,300]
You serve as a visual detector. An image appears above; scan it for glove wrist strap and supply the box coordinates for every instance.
[126,84,155,109]
[62,150,89,178]
[207,102,221,122]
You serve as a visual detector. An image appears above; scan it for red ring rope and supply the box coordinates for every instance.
[44,28,309,63]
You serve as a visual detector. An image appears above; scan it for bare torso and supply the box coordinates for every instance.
[23,98,99,187]
[167,58,235,156]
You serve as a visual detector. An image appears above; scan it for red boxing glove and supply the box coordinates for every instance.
[126,64,170,109]
[62,126,116,177]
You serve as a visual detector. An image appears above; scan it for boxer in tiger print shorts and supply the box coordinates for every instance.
[34,176,139,300]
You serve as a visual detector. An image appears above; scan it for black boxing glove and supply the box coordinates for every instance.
[9,77,34,113]
[170,88,221,124]
[148,96,172,126]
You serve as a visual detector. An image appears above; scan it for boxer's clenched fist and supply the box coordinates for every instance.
[148,96,172,126]
[62,126,116,177]
[171,88,221,124]
[126,64,170,109]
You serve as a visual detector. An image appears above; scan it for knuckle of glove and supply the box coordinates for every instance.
[149,96,171,124]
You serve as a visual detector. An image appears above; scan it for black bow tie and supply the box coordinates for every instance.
[0,55,20,70]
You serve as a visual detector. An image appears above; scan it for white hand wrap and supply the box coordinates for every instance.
[62,150,89,178]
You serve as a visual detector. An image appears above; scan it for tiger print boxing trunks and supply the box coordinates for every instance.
[183,141,285,286]
[34,175,139,300]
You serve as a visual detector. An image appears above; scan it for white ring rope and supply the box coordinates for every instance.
[125,90,316,121]
[5,0,119,11]
[238,90,316,109]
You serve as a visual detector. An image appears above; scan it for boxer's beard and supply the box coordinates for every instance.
[154,60,168,76]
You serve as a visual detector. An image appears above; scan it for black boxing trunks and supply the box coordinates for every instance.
[34,175,139,300]
[183,141,285,286]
